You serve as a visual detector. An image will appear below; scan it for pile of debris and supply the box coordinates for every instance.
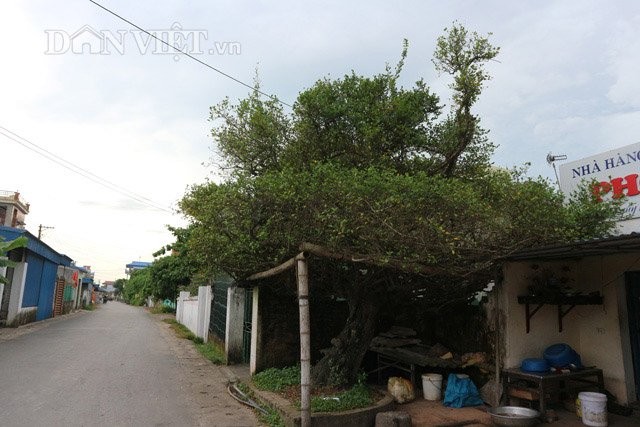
[370,326,490,371]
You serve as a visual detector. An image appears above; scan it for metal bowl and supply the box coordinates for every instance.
[487,406,541,426]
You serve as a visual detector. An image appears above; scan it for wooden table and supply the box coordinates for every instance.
[502,367,604,419]
[369,346,458,386]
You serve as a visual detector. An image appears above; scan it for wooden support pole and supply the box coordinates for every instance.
[297,257,311,427]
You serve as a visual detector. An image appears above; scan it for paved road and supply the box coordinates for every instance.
[0,302,257,427]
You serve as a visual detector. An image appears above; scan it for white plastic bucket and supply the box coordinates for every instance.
[422,373,442,401]
[579,392,607,426]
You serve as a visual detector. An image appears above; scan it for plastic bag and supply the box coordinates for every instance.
[443,373,484,408]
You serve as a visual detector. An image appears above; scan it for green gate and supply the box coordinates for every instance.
[210,280,231,341]
[242,288,253,363]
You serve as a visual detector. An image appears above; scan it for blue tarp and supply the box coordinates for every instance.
[443,373,484,408]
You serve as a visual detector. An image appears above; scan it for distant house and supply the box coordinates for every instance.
[125,261,151,277]
[73,265,95,308]
[0,191,29,229]
[0,225,72,325]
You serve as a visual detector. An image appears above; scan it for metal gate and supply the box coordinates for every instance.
[242,288,253,363]
[209,280,230,341]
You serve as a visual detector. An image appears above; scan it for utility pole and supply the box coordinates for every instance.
[38,224,54,239]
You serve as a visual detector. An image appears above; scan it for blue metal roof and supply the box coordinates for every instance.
[126,261,151,269]
[0,226,72,266]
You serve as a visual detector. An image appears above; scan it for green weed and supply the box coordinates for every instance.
[253,366,301,392]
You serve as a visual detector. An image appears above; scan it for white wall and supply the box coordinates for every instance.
[7,261,27,325]
[176,286,212,341]
[502,261,580,368]
[182,298,199,335]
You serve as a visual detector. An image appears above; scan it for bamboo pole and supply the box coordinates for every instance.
[296,257,311,427]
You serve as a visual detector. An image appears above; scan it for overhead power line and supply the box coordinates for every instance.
[88,0,293,108]
[0,126,173,213]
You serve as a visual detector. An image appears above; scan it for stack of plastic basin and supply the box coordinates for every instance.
[543,343,582,368]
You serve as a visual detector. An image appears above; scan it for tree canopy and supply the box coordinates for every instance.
[178,23,622,385]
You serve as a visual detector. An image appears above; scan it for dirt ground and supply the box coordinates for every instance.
[149,310,259,426]
[399,397,640,426]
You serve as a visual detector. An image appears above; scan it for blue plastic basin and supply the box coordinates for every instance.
[521,358,550,373]
[543,343,581,368]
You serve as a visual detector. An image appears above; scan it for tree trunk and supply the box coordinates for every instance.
[311,279,383,386]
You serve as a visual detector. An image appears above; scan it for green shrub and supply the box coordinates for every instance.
[253,366,301,392]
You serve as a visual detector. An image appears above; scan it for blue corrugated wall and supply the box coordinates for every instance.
[36,261,58,320]
[22,253,44,307]
[22,253,59,321]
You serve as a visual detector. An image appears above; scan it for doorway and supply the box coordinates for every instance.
[625,271,640,400]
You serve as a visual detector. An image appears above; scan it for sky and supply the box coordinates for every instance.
[1,1,640,282]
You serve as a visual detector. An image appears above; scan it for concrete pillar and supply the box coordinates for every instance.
[197,285,212,341]
[7,262,27,324]
[225,286,246,363]
[250,287,261,375]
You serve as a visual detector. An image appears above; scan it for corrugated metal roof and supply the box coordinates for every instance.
[0,225,72,266]
[126,261,151,269]
[502,233,640,261]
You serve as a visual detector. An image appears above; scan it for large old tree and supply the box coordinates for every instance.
[179,25,622,386]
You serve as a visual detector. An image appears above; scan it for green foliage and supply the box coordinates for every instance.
[123,268,153,305]
[151,226,200,301]
[309,382,372,413]
[253,366,301,392]
[0,236,27,285]
[210,79,290,177]
[182,164,622,281]
[432,22,500,177]
[113,278,127,295]
[83,303,95,311]
[287,66,441,173]
[253,366,373,413]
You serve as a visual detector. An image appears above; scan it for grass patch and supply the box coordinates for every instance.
[253,365,301,392]
[82,303,96,311]
[253,366,376,413]
[162,319,225,364]
[194,340,225,364]
[163,318,197,340]
[151,305,175,314]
